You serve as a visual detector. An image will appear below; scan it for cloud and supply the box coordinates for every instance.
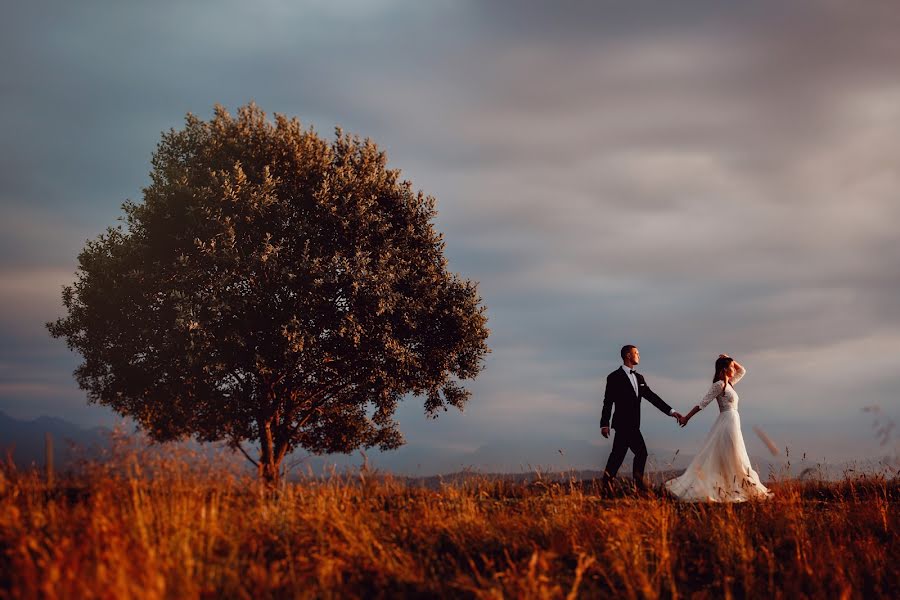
[0,265,79,329]
[3,1,900,467]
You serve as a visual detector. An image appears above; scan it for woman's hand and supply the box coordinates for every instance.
[680,405,701,427]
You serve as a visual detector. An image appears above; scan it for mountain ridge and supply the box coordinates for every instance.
[1,411,889,480]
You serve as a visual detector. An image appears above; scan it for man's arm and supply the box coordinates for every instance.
[640,378,674,416]
[600,374,614,435]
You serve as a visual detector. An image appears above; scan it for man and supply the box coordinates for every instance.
[600,345,682,491]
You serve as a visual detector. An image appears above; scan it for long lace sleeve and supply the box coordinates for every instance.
[730,363,746,385]
[698,381,725,410]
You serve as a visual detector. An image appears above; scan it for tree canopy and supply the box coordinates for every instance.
[47,103,490,482]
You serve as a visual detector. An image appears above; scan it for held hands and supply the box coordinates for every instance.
[604,410,688,437]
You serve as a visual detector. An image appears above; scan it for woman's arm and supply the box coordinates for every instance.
[680,381,724,426]
[679,404,701,427]
[731,359,746,385]
[719,353,746,386]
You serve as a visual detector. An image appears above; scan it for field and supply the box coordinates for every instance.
[1,439,897,599]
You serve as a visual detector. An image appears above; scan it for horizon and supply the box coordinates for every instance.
[1,408,894,479]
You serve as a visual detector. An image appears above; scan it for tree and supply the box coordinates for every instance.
[47,103,490,483]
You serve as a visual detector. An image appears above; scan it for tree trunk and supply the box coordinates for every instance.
[257,415,280,485]
[257,414,290,485]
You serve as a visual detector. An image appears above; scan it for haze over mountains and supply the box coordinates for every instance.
[0,410,109,469]
[3,410,890,482]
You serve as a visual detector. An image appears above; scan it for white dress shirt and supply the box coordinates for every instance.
[621,364,639,395]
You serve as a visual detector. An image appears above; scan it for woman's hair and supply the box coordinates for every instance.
[713,356,734,383]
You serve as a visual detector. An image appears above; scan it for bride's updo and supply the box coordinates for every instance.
[714,356,734,383]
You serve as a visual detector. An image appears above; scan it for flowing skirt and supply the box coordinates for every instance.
[665,410,773,502]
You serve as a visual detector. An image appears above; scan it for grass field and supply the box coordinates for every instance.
[1,438,897,599]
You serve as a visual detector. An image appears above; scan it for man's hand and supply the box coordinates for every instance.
[672,411,683,422]
[678,415,688,427]
[601,426,610,439]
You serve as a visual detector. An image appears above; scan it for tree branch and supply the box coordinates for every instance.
[230,368,246,386]
[277,363,365,430]
[232,440,259,468]
[292,379,358,433]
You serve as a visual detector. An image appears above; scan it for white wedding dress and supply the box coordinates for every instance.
[665,365,773,502]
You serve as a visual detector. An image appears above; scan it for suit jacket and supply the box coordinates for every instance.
[600,367,672,431]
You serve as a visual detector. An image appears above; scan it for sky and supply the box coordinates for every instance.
[2,0,899,472]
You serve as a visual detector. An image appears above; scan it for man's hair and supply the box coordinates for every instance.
[621,345,637,360]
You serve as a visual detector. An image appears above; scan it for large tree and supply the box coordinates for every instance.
[47,103,490,482]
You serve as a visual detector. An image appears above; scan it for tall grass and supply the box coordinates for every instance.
[0,436,896,599]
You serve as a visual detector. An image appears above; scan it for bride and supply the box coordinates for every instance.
[665,354,773,502]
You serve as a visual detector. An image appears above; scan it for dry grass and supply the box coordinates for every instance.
[0,437,897,599]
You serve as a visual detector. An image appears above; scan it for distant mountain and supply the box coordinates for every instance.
[293,439,697,477]
[0,410,111,469]
[290,438,878,482]
[2,411,890,481]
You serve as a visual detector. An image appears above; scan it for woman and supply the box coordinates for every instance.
[665,354,773,502]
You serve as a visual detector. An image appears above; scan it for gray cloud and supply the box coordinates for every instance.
[2,0,899,465]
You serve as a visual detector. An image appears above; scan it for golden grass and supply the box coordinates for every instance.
[0,439,897,599]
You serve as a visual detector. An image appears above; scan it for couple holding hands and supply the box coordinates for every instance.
[600,345,773,502]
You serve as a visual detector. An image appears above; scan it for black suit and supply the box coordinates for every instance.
[601,367,672,485]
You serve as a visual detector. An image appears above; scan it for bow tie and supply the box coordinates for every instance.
[629,369,636,375]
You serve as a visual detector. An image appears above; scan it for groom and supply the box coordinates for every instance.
[600,345,682,490]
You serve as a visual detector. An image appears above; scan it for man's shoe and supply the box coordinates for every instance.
[599,476,616,496]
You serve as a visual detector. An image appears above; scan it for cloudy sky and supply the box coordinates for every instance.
[3,0,899,471]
